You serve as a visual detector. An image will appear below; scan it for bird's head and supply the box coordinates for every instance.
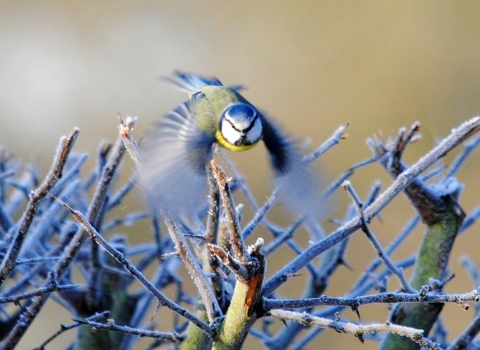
[218,103,263,149]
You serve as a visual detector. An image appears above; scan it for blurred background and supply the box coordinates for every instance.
[1,1,480,349]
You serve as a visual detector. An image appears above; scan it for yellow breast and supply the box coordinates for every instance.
[215,130,259,151]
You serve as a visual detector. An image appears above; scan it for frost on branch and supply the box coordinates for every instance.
[0,117,480,349]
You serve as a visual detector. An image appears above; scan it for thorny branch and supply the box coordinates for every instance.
[342,180,416,294]
[120,116,223,324]
[210,160,249,263]
[263,117,480,296]
[3,131,126,348]
[164,217,223,322]
[72,318,185,343]
[33,311,111,350]
[269,309,441,350]
[264,289,480,311]
[1,117,480,349]
[53,195,215,337]
[0,128,79,286]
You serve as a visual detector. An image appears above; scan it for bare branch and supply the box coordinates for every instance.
[447,312,480,350]
[73,318,185,343]
[54,197,216,337]
[304,123,349,163]
[263,117,480,296]
[118,116,142,167]
[0,128,79,286]
[210,160,249,263]
[0,282,80,304]
[269,309,441,349]
[3,134,126,348]
[164,217,222,322]
[208,243,249,280]
[33,311,111,350]
[264,289,479,310]
[342,180,415,294]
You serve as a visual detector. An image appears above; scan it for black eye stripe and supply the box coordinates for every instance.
[243,115,259,133]
[225,118,240,132]
[225,115,259,134]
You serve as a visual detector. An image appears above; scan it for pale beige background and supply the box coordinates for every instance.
[1,1,480,349]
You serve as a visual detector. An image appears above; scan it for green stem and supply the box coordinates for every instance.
[381,200,462,350]
[214,281,259,350]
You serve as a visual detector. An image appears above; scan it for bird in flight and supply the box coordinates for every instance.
[141,71,324,219]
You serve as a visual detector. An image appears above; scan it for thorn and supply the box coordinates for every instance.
[351,305,361,321]
[339,257,353,271]
[47,191,84,223]
[456,299,470,311]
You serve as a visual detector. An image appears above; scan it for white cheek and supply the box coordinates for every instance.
[221,120,241,144]
[246,119,263,143]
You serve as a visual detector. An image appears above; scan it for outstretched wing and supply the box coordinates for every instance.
[141,101,216,217]
[162,71,223,95]
[162,70,246,95]
[262,117,324,218]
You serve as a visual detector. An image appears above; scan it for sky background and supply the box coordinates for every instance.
[1,2,480,349]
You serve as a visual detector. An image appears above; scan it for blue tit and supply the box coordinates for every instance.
[141,71,323,218]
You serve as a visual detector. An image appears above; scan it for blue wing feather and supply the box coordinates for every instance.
[141,100,216,217]
[162,71,223,94]
[262,117,325,218]
[146,71,324,219]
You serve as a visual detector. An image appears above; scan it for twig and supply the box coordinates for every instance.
[242,189,279,240]
[342,180,416,294]
[3,134,126,348]
[210,160,249,263]
[164,217,222,322]
[3,222,77,298]
[461,256,480,287]
[303,123,348,163]
[445,135,480,178]
[102,213,150,233]
[205,165,220,244]
[0,128,79,286]
[447,312,480,350]
[119,116,142,166]
[262,219,304,256]
[262,117,480,296]
[0,201,13,233]
[264,289,479,310]
[54,197,215,337]
[220,152,283,235]
[0,283,80,304]
[74,318,185,343]
[389,123,421,173]
[208,243,249,280]
[120,258,181,350]
[460,205,480,233]
[353,215,420,291]
[107,173,139,210]
[269,309,442,349]
[14,256,61,265]
[33,311,111,350]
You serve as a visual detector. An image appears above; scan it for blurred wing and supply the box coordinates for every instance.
[162,70,223,94]
[227,84,248,92]
[262,117,324,218]
[141,101,216,217]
